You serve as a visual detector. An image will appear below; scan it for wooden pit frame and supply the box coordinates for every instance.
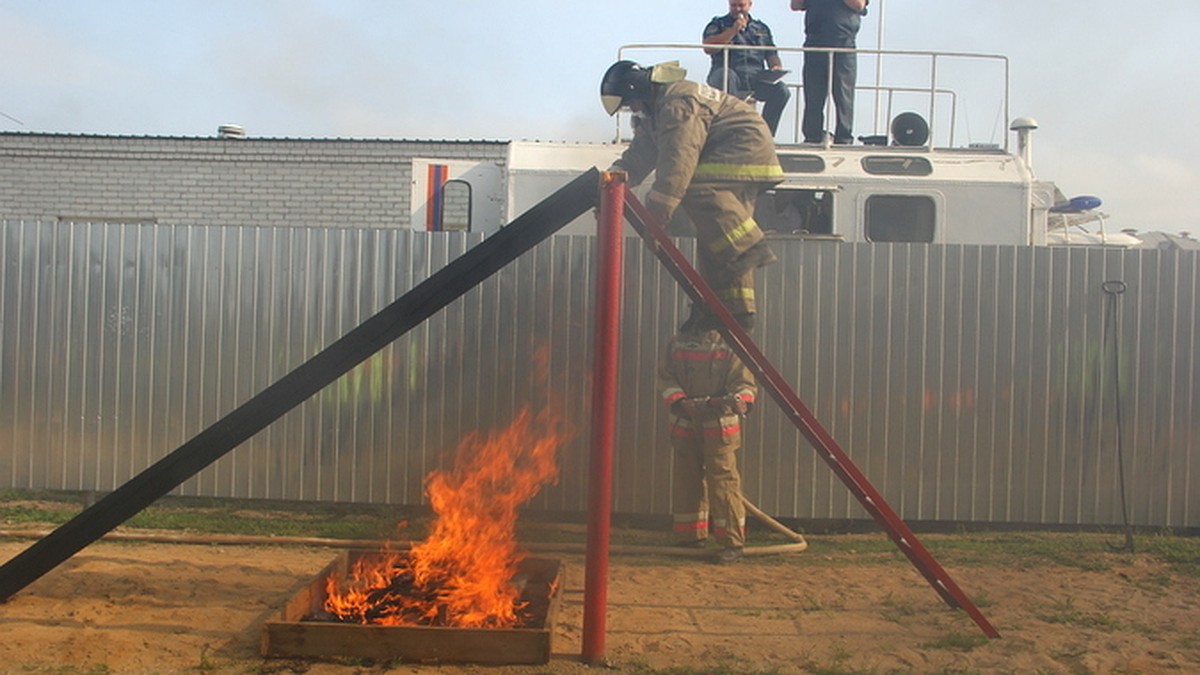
[261,551,562,665]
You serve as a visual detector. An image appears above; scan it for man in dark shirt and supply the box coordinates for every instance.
[792,0,868,144]
[703,0,790,136]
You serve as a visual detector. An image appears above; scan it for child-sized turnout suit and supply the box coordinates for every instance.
[657,327,757,550]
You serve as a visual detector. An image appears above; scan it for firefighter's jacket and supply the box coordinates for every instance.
[657,329,758,443]
[612,80,784,218]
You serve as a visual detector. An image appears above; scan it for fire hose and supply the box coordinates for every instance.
[0,501,807,559]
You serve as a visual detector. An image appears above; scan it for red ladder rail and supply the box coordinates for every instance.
[622,192,1000,639]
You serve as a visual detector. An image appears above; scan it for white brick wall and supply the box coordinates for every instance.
[0,133,509,228]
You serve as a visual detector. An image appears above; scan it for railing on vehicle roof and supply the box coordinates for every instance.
[614,43,1010,151]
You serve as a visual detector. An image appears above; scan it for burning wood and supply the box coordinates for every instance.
[262,552,562,664]
[306,551,551,629]
[318,407,569,629]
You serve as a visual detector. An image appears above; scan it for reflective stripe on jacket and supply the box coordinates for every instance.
[668,414,744,440]
[613,80,783,214]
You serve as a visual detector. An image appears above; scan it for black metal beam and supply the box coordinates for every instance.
[0,167,600,603]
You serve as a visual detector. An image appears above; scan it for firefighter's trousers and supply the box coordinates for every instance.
[670,414,747,549]
[681,183,765,316]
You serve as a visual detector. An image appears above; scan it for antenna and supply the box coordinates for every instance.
[873,0,886,133]
[1,110,25,126]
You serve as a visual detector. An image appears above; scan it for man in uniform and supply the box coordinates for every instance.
[792,0,869,144]
[702,0,791,136]
[600,60,783,331]
[658,315,757,564]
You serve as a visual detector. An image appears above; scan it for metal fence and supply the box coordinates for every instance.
[2,219,1197,528]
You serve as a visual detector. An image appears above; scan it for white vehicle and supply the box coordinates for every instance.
[412,43,1136,248]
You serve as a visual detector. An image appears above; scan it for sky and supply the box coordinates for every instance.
[2,0,1198,234]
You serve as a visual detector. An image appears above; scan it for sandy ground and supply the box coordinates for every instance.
[1,534,1199,674]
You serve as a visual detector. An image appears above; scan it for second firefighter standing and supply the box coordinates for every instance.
[658,315,758,564]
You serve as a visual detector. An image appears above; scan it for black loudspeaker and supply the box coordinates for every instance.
[890,112,929,147]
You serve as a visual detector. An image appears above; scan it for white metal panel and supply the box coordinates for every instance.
[410,159,504,234]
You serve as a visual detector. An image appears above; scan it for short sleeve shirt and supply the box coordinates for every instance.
[703,14,779,73]
[802,0,865,48]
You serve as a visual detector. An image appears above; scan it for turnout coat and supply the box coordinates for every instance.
[657,329,758,443]
[612,80,784,219]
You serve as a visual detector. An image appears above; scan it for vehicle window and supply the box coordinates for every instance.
[755,188,833,235]
[861,156,933,176]
[865,195,936,242]
[779,155,825,174]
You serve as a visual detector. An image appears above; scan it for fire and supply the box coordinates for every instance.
[323,406,567,628]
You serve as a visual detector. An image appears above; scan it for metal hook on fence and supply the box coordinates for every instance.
[1101,280,1134,553]
[1101,280,1127,296]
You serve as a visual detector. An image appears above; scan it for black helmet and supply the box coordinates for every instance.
[600,60,652,116]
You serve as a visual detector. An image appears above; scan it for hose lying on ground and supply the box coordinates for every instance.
[743,497,808,549]
[1,502,809,560]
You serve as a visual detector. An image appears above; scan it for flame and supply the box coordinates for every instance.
[323,406,567,627]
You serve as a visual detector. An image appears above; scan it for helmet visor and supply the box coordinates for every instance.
[601,94,624,116]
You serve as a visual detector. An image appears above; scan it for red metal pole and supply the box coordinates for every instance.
[583,171,625,664]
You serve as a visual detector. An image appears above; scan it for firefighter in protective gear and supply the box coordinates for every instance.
[600,60,784,329]
[657,315,758,564]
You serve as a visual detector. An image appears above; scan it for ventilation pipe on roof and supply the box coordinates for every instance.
[217,123,246,139]
[1010,117,1038,172]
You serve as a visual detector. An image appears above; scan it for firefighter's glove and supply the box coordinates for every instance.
[675,395,750,418]
[674,397,705,419]
[676,396,700,417]
[646,200,673,229]
[724,393,752,416]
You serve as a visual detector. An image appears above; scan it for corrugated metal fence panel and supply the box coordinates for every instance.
[742,242,1200,528]
[2,220,1198,527]
[0,221,607,511]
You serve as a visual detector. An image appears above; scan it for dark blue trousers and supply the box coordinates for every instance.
[802,49,857,143]
[706,67,791,137]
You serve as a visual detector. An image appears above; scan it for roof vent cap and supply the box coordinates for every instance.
[218,124,246,139]
[1009,116,1039,131]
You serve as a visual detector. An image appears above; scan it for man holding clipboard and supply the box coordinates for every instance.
[702,0,791,136]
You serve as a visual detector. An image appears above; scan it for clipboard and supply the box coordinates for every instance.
[754,69,790,83]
